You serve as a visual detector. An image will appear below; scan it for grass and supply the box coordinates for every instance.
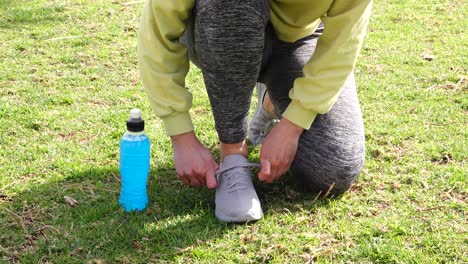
[0,0,466,263]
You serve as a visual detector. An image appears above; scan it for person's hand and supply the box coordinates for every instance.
[258,117,303,183]
[171,132,219,189]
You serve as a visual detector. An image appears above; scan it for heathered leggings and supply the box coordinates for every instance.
[181,0,366,195]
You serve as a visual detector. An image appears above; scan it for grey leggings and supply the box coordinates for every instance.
[181,0,365,195]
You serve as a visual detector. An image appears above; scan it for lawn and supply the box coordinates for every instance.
[0,0,466,263]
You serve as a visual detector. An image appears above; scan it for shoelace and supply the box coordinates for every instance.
[215,162,260,192]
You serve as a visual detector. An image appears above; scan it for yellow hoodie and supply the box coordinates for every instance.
[138,0,373,136]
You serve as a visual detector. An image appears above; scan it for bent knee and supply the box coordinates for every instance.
[291,156,364,196]
[195,0,268,35]
[194,1,268,74]
[196,0,269,22]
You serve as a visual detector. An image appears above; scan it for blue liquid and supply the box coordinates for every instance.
[119,132,150,212]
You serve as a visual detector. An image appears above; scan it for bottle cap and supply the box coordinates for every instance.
[130,108,141,119]
[126,108,145,132]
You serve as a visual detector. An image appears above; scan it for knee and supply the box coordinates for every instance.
[195,0,268,41]
[290,153,365,196]
[194,1,269,72]
[196,0,269,23]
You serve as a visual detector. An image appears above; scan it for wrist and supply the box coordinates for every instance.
[170,131,197,145]
[280,117,304,136]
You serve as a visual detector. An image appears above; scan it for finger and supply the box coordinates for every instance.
[270,167,285,183]
[271,164,282,182]
[268,169,277,183]
[184,170,202,187]
[267,167,276,183]
[190,176,202,188]
[206,168,218,189]
[258,158,271,182]
[197,169,207,187]
[200,175,207,187]
[179,175,190,185]
[213,161,220,171]
[268,160,280,183]
[269,159,290,182]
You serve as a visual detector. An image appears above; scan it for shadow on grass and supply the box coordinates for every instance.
[0,162,334,262]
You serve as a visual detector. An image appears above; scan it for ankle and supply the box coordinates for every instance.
[220,141,248,161]
[262,92,276,117]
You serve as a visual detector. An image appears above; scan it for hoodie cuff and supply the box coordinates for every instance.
[282,102,318,130]
[161,111,194,136]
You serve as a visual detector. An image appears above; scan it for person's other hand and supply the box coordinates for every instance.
[171,132,219,189]
[258,118,303,183]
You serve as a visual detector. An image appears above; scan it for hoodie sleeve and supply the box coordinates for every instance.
[282,0,373,129]
[137,0,195,136]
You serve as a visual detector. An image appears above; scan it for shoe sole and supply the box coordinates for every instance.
[215,210,263,223]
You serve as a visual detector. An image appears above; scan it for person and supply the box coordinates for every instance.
[137,0,373,222]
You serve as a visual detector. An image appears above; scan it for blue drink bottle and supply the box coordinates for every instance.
[119,108,150,212]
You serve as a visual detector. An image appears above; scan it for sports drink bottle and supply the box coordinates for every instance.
[119,109,150,211]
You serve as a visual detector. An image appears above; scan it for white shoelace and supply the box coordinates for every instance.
[215,163,260,192]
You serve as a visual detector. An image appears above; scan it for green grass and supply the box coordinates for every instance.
[0,0,466,263]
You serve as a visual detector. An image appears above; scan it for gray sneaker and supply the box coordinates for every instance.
[215,154,263,222]
[248,83,279,146]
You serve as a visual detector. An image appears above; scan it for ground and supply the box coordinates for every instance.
[0,0,466,263]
